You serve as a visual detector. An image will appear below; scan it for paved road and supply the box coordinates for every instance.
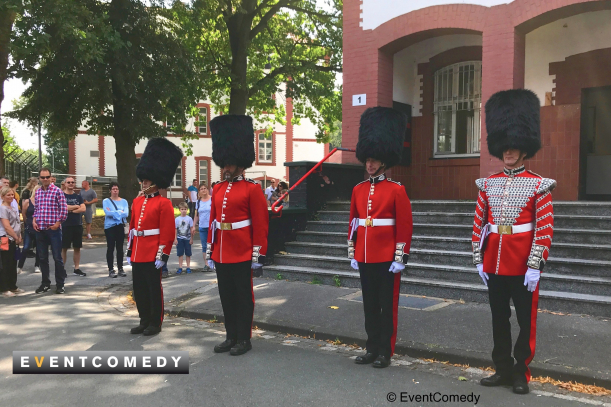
[1,240,607,407]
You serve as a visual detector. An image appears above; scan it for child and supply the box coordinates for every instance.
[174,202,194,274]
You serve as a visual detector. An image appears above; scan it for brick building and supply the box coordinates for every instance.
[342,0,611,200]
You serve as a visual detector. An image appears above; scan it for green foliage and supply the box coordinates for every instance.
[275,273,283,280]
[184,0,343,142]
[332,274,341,287]
[311,276,322,284]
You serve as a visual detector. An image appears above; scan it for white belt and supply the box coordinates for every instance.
[214,219,252,231]
[489,223,534,235]
[131,228,160,237]
[357,218,396,227]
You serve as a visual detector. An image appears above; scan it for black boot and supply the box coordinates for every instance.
[355,353,378,365]
[230,340,253,356]
[130,325,147,334]
[214,339,237,353]
[513,376,530,394]
[480,373,513,387]
[143,326,161,336]
[372,355,390,368]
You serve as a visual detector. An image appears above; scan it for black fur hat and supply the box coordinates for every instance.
[136,138,184,189]
[485,89,541,160]
[210,115,256,169]
[356,107,406,168]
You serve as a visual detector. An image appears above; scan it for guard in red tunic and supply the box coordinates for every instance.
[206,115,269,356]
[126,138,183,336]
[348,107,413,369]
[474,89,556,394]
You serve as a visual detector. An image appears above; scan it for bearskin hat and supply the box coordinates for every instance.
[356,107,407,168]
[485,89,541,160]
[136,138,184,189]
[210,115,256,169]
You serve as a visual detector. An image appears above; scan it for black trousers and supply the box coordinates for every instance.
[188,202,196,219]
[358,262,400,359]
[104,224,125,270]
[487,273,540,382]
[0,240,18,292]
[216,261,254,341]
[132,262,164,328]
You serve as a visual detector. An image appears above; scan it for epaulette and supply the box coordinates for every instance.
[245,178,258,185]
[475,178,486,191]
[386,178,402,186]
[537,178,557,194]
[527,170,542,178]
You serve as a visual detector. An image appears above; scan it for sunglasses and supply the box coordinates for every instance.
[40,176,51,180]
[66,181,75,184]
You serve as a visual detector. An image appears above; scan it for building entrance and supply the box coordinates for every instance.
[581,86,611,198]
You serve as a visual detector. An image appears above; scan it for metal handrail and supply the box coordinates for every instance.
[270,147,355,217]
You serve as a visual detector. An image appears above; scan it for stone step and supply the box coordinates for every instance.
[305,221,611,245]
[287,238,611,262]
[316,210,611,230]
[274,252,611,278]
[264,265,611,317]
[325,200,611,217]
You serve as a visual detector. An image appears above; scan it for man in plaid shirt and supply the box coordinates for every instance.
[33,168,68,294]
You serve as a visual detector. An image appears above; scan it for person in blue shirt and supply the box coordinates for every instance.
[185,179,198,219]
[103,182,129,278]
[193,183,212,272]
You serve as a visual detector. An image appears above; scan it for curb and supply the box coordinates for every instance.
[166,307,611,390]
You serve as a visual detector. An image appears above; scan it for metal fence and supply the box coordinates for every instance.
[3,150,39,188]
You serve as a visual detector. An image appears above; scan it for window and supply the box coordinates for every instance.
[198,107,208,134]
[433,61,482,156]
[90,150,100,157]
[258,133,273,163]
[199,160,208,185]
[172,165,182,187]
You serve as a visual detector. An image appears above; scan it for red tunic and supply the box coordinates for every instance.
[347,174,413,264]
[126,192,175,263]
[472,166,555,276]
[206,176,269,264]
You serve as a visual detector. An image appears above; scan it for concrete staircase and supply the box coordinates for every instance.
[264,200,611,317]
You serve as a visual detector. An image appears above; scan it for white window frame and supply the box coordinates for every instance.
[171,165,182,188]
[198,159,208,184]
[258,133,273,163]
[433,61,482,157]
[198,107,208,135]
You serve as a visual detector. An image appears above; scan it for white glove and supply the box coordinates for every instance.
[126,257,131,266]
[207,259,215,270]
[252,262,263,269]
[154,260,165,269]
[477,263,488,286]
[350,259,359,270]
[389,262,405,273]
[524,268,540,292]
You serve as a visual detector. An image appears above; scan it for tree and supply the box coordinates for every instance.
[10,0,203,205]
[0,0,22,176]
[44,133,69,174]
[186,0,342,141]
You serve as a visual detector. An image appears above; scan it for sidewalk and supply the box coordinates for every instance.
[166,276,611,388]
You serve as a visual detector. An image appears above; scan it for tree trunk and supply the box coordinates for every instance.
[114,132,139,210]
[0,9,17,177]
[227,12,253,115]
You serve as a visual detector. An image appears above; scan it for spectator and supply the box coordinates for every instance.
[60,180,66,192]
[264,179,277,202]
[21,177,38,205]
[50,176,56,184]
[62,176,87,277]
[174,202,194,274]
[80,180,98,239]
[184,179,198,219]
[0,186,24,297]
[1,177,18,212]
[33,168,68,294]
[193,183,212,272]
[103,182,128,278]
[270,181,289,208]
[9,181,20,210]
[18,185,41,274]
